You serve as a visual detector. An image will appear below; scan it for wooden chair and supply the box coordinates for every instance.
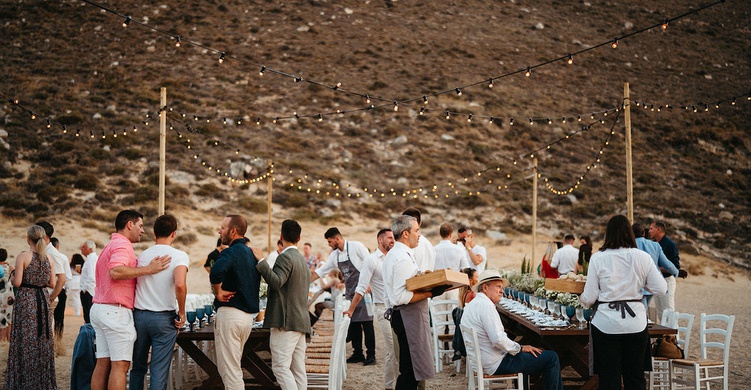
[429,298,461,373]
[460,324,523,390]
[650,311,695,389]
[669,313,735,390]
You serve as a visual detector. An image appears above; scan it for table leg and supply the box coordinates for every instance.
[175,339,224,390]
[241,338,279,389]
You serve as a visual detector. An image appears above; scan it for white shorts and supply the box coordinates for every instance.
[90,303,137,361]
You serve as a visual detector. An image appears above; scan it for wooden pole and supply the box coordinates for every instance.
[158,87,167,215]
[267,161,273,253]
[624,83,634,222]
[532,158,538,272]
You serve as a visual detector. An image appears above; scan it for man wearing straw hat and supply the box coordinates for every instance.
[462,270,563,390]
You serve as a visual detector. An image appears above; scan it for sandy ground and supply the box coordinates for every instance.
[0,212,748,389]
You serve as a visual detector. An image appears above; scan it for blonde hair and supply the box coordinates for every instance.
[28,225,47,260]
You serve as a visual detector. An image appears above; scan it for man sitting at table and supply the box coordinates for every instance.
[462,270,563,390]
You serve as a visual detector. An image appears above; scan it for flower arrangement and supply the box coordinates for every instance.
[534,286,547,298]
[554,292,583,308]
[259,282,268,299]
[545,289,560,302]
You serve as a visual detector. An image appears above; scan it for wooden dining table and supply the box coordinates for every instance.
[496,303,677,390]
[175,324,280,389]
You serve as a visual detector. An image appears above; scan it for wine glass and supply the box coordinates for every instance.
[553,302,562,320]
[204,304,214,325]
[561,305,571,324]
[195,307,206,329]
[575,308,585,328]
[186,311,197,332]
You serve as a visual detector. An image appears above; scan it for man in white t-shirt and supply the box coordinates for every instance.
[129,214,189,390]
[458,227,488,274]
[550,234,578,275]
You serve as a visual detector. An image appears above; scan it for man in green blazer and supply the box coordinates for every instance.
[254,219,311,390]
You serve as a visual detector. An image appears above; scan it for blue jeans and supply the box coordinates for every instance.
[130,310,178,390]
[494,350,563,390]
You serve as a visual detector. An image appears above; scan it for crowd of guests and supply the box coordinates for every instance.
[1,208,685,390]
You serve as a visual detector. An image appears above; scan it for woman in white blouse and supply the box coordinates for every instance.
[580,215,667,390]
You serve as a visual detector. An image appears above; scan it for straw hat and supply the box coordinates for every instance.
[472,270,508,293]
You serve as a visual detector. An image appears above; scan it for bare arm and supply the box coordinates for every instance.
[110,255,171,280]
[46,255,56,288]
[11,253,27,288]
[174,265,188,328]
[212,283,235,302]
[409,290,433,303]
[343,292,364,317]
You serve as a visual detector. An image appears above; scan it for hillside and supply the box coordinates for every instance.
[0,0,750,267]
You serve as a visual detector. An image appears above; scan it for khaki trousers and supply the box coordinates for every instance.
[215,306,255,390]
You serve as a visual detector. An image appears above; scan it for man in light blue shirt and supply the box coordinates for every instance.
[632,223,678,316]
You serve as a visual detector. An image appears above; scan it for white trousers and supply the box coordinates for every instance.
[215,306,255,390]
[269,328,307,390]
[375,303,398,389]
[654,276,676,324]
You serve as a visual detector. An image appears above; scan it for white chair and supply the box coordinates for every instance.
[307,314,350,389]
[429,298,461,373]
[669,313,735,390]
[460,324,523,390]
[650,312,695,389]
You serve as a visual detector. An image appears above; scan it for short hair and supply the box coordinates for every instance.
[226,214,248,237]
[458,226,472,235]
[653,221,667,232]
[439,223,453,238]
[0,248,7,262]
[600,215,636,251]
[50,237,60,248]
[304,242,312,248]
[115,210,144,231]
[632,223,644,238]
[36,220,54,238]
[243,237,250,244]
[402,207,422,225]
[84,240,96,251]
[461,267,477,280]
[324,227,342,239]
[153,214,178,238]
[377,228,392,239]
[564,234,576,242]
[392,215,416,240]
[281,219,302,243]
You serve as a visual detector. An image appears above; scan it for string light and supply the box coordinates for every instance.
[488,78,494,88]
[611,38,619,49]
[175,35,181,47]
[525,67,532,77]
[122,16,131,27]
[259,66,266,76]
[393,101,399,112]
[218,52,225,64]
[661,20,669,30]
[467,114,473,123]
[455,88,462,96]
[567,54,574,65]
[423,96,429,104]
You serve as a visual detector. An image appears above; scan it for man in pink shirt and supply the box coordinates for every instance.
[90,210,170,390]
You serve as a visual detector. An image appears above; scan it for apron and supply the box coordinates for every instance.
[588,299,650,375]
[338,243,372,323]
[395,299,435,381]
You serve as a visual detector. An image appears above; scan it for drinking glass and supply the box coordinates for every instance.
[566,305,576,322]
[186,311,197,332]
[530,296,538,311]
[204,304,214,324]
[196,307,206,329]
[575,308,585,328]
[561,305,570,324]
[553,302,562,320]
[518,292,526,305]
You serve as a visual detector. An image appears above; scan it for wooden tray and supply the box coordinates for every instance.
[544,278,586,294]
[406,269,469,292]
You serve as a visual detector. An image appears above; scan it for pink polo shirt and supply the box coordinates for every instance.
[93,233,137,308]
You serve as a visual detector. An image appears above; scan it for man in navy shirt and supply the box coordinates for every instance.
[210,214,261,390]
[649,221,680,324]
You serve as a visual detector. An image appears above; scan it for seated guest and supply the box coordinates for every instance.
[462,270,563,390]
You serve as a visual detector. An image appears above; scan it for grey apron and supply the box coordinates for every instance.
[396,299,435,381]
[338,243,372,322]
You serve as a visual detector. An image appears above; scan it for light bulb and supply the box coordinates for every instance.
[175,36,181,47]
[611,38,618,49]
[525,67,531,77]
[122,16,131,28]
[488,78,494,88]
[567,54,573,65]
[467,114,472,123]
[509,117,514,126]
[393,101,399,112]
[445,111,450,120]
[218,52,225,64]
[294,77,302,82]
[259,66,266,76]
[419,106,425,116]
[318,114,323,122]
[455,88,462,96]
[365,95,371,104]
[529,118,534,125]
[423,95,428,104]
[661,20,669,30]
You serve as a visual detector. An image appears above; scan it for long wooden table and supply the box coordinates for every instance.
[175,325,279,389]
[497,303,676,390]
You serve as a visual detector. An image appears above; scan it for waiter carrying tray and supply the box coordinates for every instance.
[383,215,449,389]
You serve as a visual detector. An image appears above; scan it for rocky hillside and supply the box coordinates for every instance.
[0,0,749,268]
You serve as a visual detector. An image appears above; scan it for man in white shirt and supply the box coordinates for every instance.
[266,239,283,269]
[457,227,488,274]
[344,228,398,387]
[50,237,73,338]
[312,227,375,364]
[462,270,563,390]
[130,214,189,390]
[550,234,578,275]
[79,239,98,324]
[402,208,435,272]
[434,223,470,272]
[383,215,448,389]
